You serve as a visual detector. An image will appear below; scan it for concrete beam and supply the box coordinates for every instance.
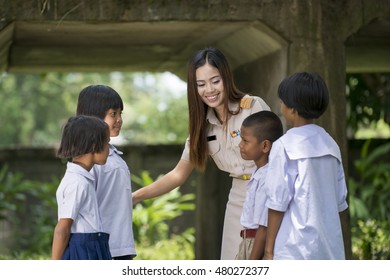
[3,20,286,79]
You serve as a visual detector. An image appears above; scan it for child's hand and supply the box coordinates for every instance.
[263,252,273,260]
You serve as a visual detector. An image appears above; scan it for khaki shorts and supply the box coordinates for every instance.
[235,237,255,260]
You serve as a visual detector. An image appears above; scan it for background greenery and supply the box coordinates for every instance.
[346,73,390,139]
[0,72,189,147]
[0,168,195,260]
[0,72,388,147]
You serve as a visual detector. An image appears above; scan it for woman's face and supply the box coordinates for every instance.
[195,62,226,111]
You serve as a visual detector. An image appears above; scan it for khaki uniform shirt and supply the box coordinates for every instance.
[181,95,270,178]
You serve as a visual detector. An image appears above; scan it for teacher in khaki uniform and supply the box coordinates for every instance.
[132,47,270,260]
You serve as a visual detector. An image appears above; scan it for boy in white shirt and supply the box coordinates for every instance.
[236,111,283,259]
[264,72,348,260]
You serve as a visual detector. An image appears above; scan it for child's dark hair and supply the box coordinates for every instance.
[76,85,123,119]
[57,115,109,160]
[242,111,283,143]
[278,72,329,119]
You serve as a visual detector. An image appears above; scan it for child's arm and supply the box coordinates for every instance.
[249,225,267,260]
[51,218,73,260]
[339,209,350,257]
[263,209,284,260]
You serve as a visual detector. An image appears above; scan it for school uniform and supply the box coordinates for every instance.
[56,162,111,260]
[265,124,348,259]
[93,144,136,259]
[181,95,270,260]
[236,164,268,260]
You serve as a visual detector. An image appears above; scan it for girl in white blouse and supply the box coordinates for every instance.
[51,115,111,260]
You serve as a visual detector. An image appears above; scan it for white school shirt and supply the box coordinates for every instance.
[265,124,348,260]
[56,162,102,233]
[240,164,268,229]
[92,144,136,257]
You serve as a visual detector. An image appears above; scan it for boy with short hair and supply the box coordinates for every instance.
[264,72,348,260]
[236,110,283,259]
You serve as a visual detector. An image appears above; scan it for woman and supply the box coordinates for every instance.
[132,47,270,259]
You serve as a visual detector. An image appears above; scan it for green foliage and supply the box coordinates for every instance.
[0,73,78,147]
[348,140,390,260]
[0,165,31,219]
[135,228,195,260]
[348,140,390,223]
[0,167,196,260]
[0,252,50,260]
[3,72,389,147]
[0,165,57,257]
[20,179,58,254]
[352,220,390,260]
[131,171,196,259]
[346,73,390,138]
[122,72,188,144]
[0,72,188,148]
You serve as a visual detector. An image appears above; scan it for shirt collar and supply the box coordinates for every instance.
[66,161,95,181]
[251,163,268,181]
[281,124,341,161]
[109,144,123,155]
[206,99,240,125]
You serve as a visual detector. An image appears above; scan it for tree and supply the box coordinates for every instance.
[346,73,390,138]
[0,72,188,147]
[0,73,76,146]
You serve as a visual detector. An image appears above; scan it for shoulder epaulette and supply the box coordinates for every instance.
[240,97,254,109]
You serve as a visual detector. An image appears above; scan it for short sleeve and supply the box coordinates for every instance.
[337,162,348,212]
[58,183,88,221]
[265,140,294,212]
[180,136,191,162]
[254,186,268,227]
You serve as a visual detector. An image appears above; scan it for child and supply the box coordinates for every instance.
[76,85,136,260]
[263,72,348,260]
[236,111,283,260]
[52,115,111,260]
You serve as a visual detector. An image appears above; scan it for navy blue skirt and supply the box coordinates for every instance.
[62,232,112,260]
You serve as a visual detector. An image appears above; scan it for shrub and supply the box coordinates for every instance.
[0,167,196,260]
[0,165,57,258]
[131,171,196,259]
[348,140,390,260]
[352,219,390,260]
[348,140,390,223]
